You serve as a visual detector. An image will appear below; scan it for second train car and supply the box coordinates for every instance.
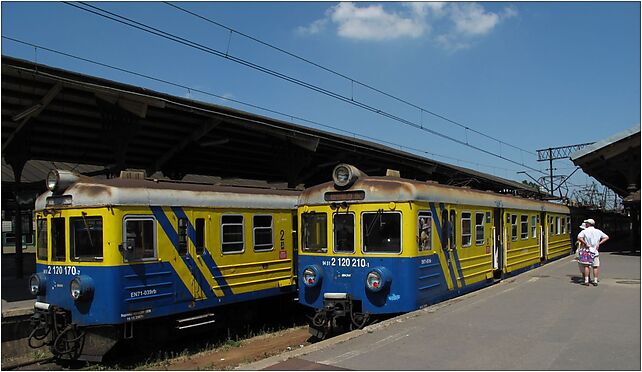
[297,164,571,338]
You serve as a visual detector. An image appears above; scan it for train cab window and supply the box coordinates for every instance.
[302,213,327,253]
[418,212,432,251]
[561,217,567,234]
[52,218,66,261]
[333,213,355,253]
[511,214,518,241]
[36,218,48,260]
[549,217,554,234]
[221,215,244,254]
[362,211,401,253]
[195,218,205,255]
[475,212,485,246]
[531,216,537,239]
[461,212,472,247]
[520,215,528,240]
[124,218,156,260]
[449,210,456,250]
[70,216,103,261]
[253,215,273,252]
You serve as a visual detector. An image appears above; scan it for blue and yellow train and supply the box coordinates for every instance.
[29,164,572,359]
[28,170,299,360]
[297,164,571,338]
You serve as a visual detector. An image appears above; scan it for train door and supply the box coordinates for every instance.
[540,212,548,259]
[177,215,205,301]
[492,208,503,277]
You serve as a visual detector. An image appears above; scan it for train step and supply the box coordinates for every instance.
[175,313,216,330]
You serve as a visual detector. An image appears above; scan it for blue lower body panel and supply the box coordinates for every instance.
[298,254,494,315]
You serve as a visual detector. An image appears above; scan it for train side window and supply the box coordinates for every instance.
[221,215,244,254]
[475,212,485,246]
[362,211,401,253]
[561,217,566,234]
[333,213,355,253]
[549,217,554,234]
[253,215,274,252]
[461,212,472,247]
[520,215,528,240]
[302,213,327,253]
[52,217,66,261]
[123,217,156,260]
[37,218,48,260]
[70,216,103,261]
[418,211,432,251]
[195,218,205,255]
[511,214,518,241]
[555,217,560,235]
[531,216,537,239]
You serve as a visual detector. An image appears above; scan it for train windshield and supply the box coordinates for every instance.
[362,211,401,253]
[333,213,354,253]
[36,218,48,260]
[70,216,103,261]
[302,213,327,252]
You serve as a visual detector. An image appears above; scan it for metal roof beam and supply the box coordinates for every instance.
[2,82,62,154]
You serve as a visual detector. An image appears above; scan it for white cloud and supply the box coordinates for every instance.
[450,3,500,36]
[297,2,518,49]
[296,18,327,35]
[329,2,427,41]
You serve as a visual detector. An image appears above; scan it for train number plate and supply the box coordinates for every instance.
[44,265,81,276]
[322,258,370,268]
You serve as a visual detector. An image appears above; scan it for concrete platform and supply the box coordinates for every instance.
[241,249,640,370]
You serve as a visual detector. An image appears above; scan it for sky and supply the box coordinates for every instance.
[1,1,640,203]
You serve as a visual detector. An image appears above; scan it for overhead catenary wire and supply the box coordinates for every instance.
[163,1,535,156]
[2,36,522,176]
[61,1,546,175]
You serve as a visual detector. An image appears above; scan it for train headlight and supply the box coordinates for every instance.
[46,169,79,194]
[332,164,364,190]
[365,267,392,292]
[29,273,46,296]
[69,275,95,301]
[303,265,323,287]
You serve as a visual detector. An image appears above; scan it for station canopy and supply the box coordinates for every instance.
[2,55,541,197]
[571,126,640,201]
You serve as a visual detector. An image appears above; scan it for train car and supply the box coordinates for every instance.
[297,164,572,338]
[28,170,299,361]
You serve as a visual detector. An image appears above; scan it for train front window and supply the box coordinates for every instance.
[302,213,327,253]
[70,216,103,261]
[333,213,354,253]
[362,211,401,254]
[36,218,48,260]
[52,218,66,261]
[124,218,156,260]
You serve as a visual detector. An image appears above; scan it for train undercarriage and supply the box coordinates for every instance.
[307,296,370,340]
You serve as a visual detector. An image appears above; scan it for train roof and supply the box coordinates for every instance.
[35,176,300,211]
[299,176,570,214]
